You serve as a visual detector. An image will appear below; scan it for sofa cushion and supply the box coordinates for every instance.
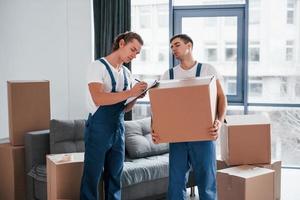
[124,118,169,159]
[28,154,169,189]
[122,153,169,187]
[50,119,85,154]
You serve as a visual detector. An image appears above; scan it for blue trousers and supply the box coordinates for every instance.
[168,141,217,200]
[80,112,125,200]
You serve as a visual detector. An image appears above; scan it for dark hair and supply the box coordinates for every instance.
[170,34,193,46]
[112,31,144,51]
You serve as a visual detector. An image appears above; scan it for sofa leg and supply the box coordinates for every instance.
[190,186,195,197]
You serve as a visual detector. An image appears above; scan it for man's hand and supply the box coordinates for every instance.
[209,119,222,140]
[151,130,161,144]
[137,91,147,99]
[130,82,147,97]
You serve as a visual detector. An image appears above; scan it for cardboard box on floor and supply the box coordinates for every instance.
[253,160,282,200]
[217,165,274,200]
[47,153,106,200]
[7,80,51,146]
[149,76,217,143]
[0,143,26,200]
[47,153,84,200]
[220,114,271,166]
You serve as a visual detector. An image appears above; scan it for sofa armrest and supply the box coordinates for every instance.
[24,130,50,173]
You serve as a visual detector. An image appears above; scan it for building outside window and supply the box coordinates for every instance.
[139,5,152,29]
[286,40,294,61]
[225,42,237,61]
[280,77,288,96]
[157,5,168,28]
[249,0,261,24]
[224,17,237,26]
[287,0,295,24]
[249,41,260,62]
[249,77,263,97]
[224,77,237,95]
[204,17,218,27]
[137,44,151,63]
[204,43,218,62]
[158,47,168,62]
[296,78,300,97]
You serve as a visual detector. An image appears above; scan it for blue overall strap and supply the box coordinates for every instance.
[99,58,117,92]
[195,63,202,77]
[169,68,174,80]
[122,66,128,91]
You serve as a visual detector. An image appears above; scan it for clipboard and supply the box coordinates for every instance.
[125,80,159,105]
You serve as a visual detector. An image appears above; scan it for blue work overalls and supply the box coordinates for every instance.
[80,58,128,200]
[168,63,217,200]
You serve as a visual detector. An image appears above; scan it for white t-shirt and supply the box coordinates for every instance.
[161,62,221,80]
[86,58,132,115]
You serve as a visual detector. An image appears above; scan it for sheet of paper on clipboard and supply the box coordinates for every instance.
[125,80,159,105]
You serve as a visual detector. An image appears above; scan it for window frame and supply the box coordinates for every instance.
[172,4,247,104]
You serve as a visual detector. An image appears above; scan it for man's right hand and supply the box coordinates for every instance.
[130,82,147,97]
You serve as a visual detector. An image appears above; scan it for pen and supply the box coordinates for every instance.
[135,78,141,82]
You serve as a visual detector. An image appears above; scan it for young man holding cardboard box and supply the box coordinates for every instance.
[152,34,227,200]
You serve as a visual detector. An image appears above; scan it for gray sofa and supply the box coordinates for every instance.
[25,118,195,200]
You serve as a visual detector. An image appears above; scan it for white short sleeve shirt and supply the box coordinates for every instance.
[86,58,132,115]
[161,62,222,81]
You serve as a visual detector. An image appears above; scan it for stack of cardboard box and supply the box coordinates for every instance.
[149,77,281,200]
[0,81,50,200]
[218,114,281,200]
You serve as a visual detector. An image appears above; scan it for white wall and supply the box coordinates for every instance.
[0,0,93,139]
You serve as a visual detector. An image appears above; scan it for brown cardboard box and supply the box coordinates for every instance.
[217,165,274,200]
[253,160,282,200]
[7,80,50,146]
[149,76,217,143]
[47,153,84,200]
[0,143,26,200]
[220,114,271,166]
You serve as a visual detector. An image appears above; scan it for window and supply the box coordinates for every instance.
[204,43,218,62]
[205,48,217,61]
[248,0,299,105]
[225,42,237,61]
[180,14,241,101]
[157,5,168,28]
[173,0,245,6]
[224,77,237,95]
[158,47,168,62]
[224,17,237,26]
[286,40,294,61]
[131,0,169,119]
[204,17,218,27]
[296,78,300,97]
[249,77,263,97]
[249,0,261,24]
[139,48,148,62]
[248,107,300,166]
[139,6,151,29]
[249,41,260,62]
[280,77,288,96]
[287,0,295,24]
